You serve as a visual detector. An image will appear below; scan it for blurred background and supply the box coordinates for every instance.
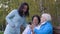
[0,0,60,34]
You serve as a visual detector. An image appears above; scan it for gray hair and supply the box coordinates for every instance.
[41,13,52,21]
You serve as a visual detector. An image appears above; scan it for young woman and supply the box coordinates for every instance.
[4,2,29,34]
[22,15,40,34]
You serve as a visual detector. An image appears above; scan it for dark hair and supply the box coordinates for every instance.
[28,22,32,25]
[18,2,29,17]
[32,15,40,24]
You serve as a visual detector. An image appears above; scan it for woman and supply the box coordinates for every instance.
[32,13,53,34]
[22,15,40,34]
[4,2,29,34]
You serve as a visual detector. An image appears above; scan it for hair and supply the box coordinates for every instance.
[18,2,29,17]
[41,13,52,21]
[32,15,40,24]
[28,22,32,25]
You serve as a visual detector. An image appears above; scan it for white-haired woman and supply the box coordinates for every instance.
[31,13,53,34]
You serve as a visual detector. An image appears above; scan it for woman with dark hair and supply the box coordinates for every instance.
[4,2,29,34]
[22,15,40,34]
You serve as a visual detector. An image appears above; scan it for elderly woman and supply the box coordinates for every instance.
[32,13,53,34]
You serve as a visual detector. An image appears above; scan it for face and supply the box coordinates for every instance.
[41,16,46,23]
[22,5,27,12]
[32,17,39,25]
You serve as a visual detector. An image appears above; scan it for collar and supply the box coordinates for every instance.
[40,21,47,26]
[35,21,47,30]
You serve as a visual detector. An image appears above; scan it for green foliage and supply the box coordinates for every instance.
[0,0,60,34]
[0,31,3,34]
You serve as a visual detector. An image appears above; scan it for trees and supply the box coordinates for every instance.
[0,0,60,33]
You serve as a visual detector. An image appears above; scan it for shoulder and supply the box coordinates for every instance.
[44,21,53,30]
[25,25,31,30]
[11,9,18,13]
[41,21,53,30]
[45,21,52,26]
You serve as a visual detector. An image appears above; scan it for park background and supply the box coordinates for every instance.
[0,0,60,34]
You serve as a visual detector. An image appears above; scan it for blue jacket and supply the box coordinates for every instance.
[34,21,53,34]
[4,9,27,34]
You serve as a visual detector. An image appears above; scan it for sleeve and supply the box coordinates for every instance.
[34,24,53,34]
[5,10,16,27]
[22,25,30,34]
[23,18,28,28]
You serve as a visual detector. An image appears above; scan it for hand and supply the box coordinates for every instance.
[30,24,35,31]
[20,25,25,33]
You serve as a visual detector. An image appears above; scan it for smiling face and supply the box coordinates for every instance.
[32,17,39,26]
[18,3,29,17]
[41,16,46,23]
[22,5,27,12]
[41,13,51,23]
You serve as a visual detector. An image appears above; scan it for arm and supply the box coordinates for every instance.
[34,25,53,34]
[22,25,30,34]
[23,18,27,28]
[31,30,35,34]
[6,10,16,27]
[30,24,36,34]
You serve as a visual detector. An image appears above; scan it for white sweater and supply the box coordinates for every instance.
[22,25,32,34]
